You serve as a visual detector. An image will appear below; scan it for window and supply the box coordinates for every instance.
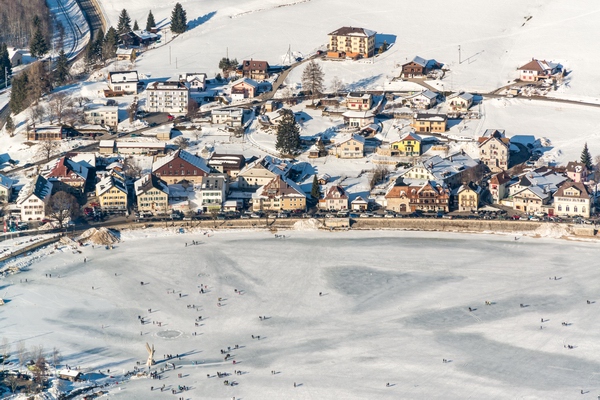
[574,206,578,213]
[566,205,570,212]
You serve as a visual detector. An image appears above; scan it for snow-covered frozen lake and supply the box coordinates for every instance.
[2,229,600,399]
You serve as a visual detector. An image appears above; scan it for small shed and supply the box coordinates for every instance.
[59,369,81,382]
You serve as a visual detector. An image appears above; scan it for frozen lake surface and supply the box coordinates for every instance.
[2,229,599,399]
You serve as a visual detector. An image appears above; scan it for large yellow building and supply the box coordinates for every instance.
[96,174,128,212]
[391,132,422,156]
[328,27,376,59]
[134,174,170,215]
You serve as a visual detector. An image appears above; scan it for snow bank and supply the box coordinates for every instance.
[293,218,322,230]
[77,227,120,245]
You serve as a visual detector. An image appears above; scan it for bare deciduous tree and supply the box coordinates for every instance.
[370,165,390,189]
[1,337,9,371]
[174,136,190,150]
[48,92,71,124]
[187,99,199,119]
[51,347,61,370]
[39,139,58,162]
[329,76,345,95]
[4,375,21,393]
[46,191,80,228]
[17,341,27,371]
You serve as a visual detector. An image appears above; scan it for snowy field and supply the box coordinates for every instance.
[96,0,600,101]
[2,229,600,398]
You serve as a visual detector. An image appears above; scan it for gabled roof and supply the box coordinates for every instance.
[351,196,368,204]
[517,59,561,72]
[513,186,550,200]
[46,156,89,181]
[554,181,591,199]
[328,26,376,38]
[134,174,169,196]
[324,185,348,200]
[478,130,510,147]
[565,161,587,173]
[413,90,437,100]
[96,174,127,196]
[231,77,259,88]
[254,174,305,199]
[347,92,372,100]
[447,91,473,102]
[456,181,481,195]
[342,110,375,119]
[405,152,479,182]
[335,133,366,145]
[242,60,269,72]
[404,56,440,69]
[108,71,139,83]
[152,149,211,175]
[17,175,53,204]
[398,131,422,142]
[116,48,135,56]
[0,174,13,190]
[489,171,511,185]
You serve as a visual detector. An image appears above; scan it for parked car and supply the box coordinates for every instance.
[384,213,395,218]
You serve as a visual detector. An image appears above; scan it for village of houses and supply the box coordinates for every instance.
[1,25,596,232]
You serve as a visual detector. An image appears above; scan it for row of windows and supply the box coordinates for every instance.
[557,205,586,213]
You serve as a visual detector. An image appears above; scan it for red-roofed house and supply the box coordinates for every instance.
[319,185,348,210]
[152,149,211,184]
[517,59,563,81]
[241,60,270,81]
[45,156,89,195]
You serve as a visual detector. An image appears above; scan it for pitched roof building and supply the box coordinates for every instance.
[152,149,211,184]
[553,181,593,218]
[327,26,376,58]
[17,175,53,221]
[252,175,306,212]
[319,185,349,210]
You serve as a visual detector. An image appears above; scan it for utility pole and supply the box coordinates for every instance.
[458,45,462,64]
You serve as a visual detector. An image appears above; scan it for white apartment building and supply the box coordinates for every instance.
[146,81,189,114]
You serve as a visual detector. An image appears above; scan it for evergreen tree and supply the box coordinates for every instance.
[93,29,104,61]
[275,109,300,155]
[4,114,15,136]
[54,49,69,84]
[84,40,95,66]
[133,20,139,31]
[170,3,187,34]
[103,27,119,60]
[0,43,12,82]
[311,175,320,199]
[218,57,238,78]
[581,142,593,169]
[301,60,324,104]
[9,73,29,114]
[117,9,132,34]
[29,26,49,58]
[146,11,156,32]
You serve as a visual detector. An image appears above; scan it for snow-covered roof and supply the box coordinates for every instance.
[17,175,53,204]
[146,81,187,91]
[513,186,550,200]
[99,140,115,148]
[179,72,207,83]
[108,71,139,83]
[351,196,368,204]
[414,113,447,122]
[347,92,372,100]
[405,152,479,183]
[335,133,366,145]
[152,149,210,174]
[328,26,376,38]
[231,77,259,88]
[342,110,375,119]
[117,142,166,149]
[134,174,169,196]
[0,174,13,189]
[212,108,243,117]
[96,175,127,196]
[398,131,422,142]
[411,56,428,67]
[132,30,159,40]
[518,59,561,72]
[84,104,119,113]
[46,156,89,181]
[115,48,135,56]
[253,175,306,199]
[411,90,437,101]
[58,369,81,378]
[457,92,473,101]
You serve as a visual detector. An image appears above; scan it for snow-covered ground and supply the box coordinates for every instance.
[94,0,600,102]
[47,0,90,59]
[2,229,600,398]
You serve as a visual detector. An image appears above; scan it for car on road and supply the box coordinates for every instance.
[167,115,175,121]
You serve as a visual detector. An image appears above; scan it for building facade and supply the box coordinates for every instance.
[411,113,447,133]
[134,174,170,214]
[152,149,211,184]
[146,81,189,114]
[554,181,592,218]
[84,105,119,128]
[319,185,349,210]
[327,26,376,58]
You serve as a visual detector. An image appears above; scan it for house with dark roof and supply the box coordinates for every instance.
[152,150,211,184]
[208,154,246,178]
[517,59,563,82]
[252,175,306,212]
[565,161,588,183]
[134,174,170,214]
[401,56,441,78]
[327,26,376,59]
[478,129,510,173]
[454,182,482,212]
[554,181,593,218]
[411,113,447,133]
[319,185,349,211]
[241,60,270,81]
[17,175,53,221]
[96,174,128,212]
[488,171,512,203]
[45,156,89,195]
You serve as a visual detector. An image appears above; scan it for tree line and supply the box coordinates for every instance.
[0,0,51,48]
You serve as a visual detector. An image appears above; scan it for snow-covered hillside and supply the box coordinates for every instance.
[99,0,600,100]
